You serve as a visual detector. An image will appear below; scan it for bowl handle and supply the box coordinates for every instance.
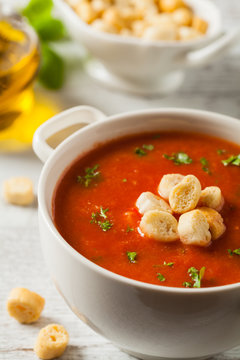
[179,28,240,67]
[32,105,106,163]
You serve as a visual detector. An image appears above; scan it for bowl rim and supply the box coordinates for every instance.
[38,107,240,295]
[55,0,222,48]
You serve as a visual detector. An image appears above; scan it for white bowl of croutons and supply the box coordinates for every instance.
[33,106,240,360]
[54,0,239,94]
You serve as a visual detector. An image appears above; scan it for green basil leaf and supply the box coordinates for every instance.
[22,0,53,23]
[33,17,65,41]
[39,44,64,89]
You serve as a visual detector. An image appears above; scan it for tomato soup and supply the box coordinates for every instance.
[53,132,240,288]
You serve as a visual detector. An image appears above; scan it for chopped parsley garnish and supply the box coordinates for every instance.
[99,207,108,219]
[222,154,240,167]
[228,248,240,256]
[77,164,100,187]
[183,282,192,288]
[127,251,137,263]
[187,266,206,288]
[163,152,192,165]
[99,220,113,232]
[200,157,211,174]
[122,178,127,182]
[153,262,174,268]
[126,225,134,233]
[135,144,154,157]
[91,207,109,223]
[91,212,98,223]
[135,148,147,157]
[163,261,174,267]
[142,144,154,151]
[157,273,166,282]
[217,149,226,155]
[90,207,113,232]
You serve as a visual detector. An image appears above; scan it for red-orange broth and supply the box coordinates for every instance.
[53,132,240,288]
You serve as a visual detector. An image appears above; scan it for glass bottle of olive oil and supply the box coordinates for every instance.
[0,9,58,152]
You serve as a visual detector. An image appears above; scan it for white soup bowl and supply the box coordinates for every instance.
[33,106,240,360]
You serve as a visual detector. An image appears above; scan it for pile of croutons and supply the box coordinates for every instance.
[68,0,208,41]
[136,174,226,247]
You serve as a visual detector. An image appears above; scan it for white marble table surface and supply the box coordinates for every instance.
[1,0,240,359]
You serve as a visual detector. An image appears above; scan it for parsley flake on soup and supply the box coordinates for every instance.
[157,273,166,282]
[163,152,192,165]
[228,248,240,256]
[90,207,113,232]
[127,252,137,263]
[222,154,240,167]
[135,144,154,157]
[200,157,211,174]
[77,164,100,187]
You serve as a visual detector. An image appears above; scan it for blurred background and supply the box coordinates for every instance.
[0,0,240,153]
